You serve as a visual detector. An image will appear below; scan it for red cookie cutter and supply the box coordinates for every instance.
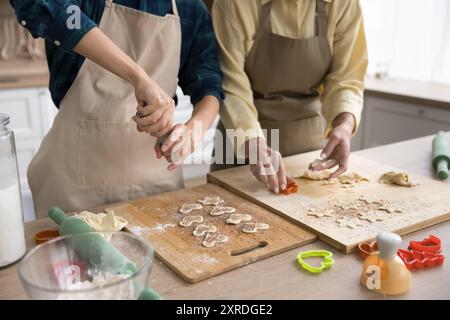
[397,249,445,270]
[408,235,441,254]
[358,241,378,259]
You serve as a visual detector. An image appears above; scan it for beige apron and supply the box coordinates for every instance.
[213,0,332,170]
[28,0,183,218]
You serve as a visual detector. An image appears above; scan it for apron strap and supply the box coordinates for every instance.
[315,0,328,37]
[171,0,179,17]
[259,1,272,35]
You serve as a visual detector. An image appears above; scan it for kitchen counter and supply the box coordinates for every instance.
[1,133,449,300]
[365,77,450,111]
[0,60,49,90]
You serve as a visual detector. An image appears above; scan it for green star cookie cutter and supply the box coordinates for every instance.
[296,250,335,274]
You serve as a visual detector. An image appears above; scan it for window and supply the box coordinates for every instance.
[361,0,450,84]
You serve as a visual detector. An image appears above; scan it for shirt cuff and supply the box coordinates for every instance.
[191,89,224,106]
[323,92,363,138]
[46,7,97,52]
[323,95,363,138]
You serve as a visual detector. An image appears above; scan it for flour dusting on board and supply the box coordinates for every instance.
[149,223,176,232]
[129,226,150,236]
[191,253,219,265]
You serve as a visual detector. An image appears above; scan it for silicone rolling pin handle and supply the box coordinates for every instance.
[138,288,164,300]
[377,232,402,260]
[432,131,450,180]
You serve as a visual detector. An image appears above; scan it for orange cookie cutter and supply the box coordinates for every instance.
[280,181,298,195]
[358,241,378,259]
[34,230,60,245]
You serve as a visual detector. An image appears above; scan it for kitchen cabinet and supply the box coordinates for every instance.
[0,87,56,221]
[0,87,56,191]
[351,77,450,151]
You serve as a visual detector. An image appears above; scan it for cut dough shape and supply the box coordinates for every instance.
[226,213,252,224]
[358,195,383,205]
[336,217,365,229]
[202,233,229,248]
[378,206,403,214]
[307,210,333,218]
[339,203,359,210]
[193,224,217,237]
[197,196,224,206]
[179,215,203,227]
[210,206,236,216]
[179,203,203,214]
[379,171,419,187]
[358,211,385,223]
[322,178,339,185]
[242,222,270,233]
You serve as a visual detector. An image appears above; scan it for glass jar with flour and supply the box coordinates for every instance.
[0,113,26,267]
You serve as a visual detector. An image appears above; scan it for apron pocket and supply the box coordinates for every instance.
[77,119,154,186]
[260,115,325,157]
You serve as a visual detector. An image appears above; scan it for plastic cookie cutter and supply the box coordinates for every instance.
[358,241,378,259]
[280,181,298,195]
[408,235,441,254]
[296,250,334,274]
[34,229,60,245]
[397,249,445,270]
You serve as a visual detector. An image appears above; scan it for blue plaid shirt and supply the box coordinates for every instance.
[10,0,223,107]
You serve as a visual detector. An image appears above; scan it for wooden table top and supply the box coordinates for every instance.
[1,133,449,300]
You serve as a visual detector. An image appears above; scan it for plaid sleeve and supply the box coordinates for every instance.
[9,0,97,52]
[178,0,224,105]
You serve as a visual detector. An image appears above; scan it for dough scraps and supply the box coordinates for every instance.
[226,213,252,224]
[77,210,128,232]
[301,169,333,181]
[300,168,369,187]
[338,172,369,185]
[193,224,217,237]
[309,158,335,170]
[358,211,385,223]
[279,181,298,195]
[179,215,204,227]
[197,196,224,206]
[379,171,419,187]
[202,233,229,248]
[210,206,236,216]
[242,222,270,233]
[179,203,203,214]
[336,217,365,229]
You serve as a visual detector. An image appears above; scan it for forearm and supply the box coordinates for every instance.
[73,27,145,86]
[185,95,220,135]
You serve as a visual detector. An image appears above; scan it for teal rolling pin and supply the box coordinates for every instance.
[432,131,450,180]
[48,207,162,300]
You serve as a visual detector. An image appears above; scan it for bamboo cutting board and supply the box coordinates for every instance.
[107,184,316,283]
[208,152,450,253]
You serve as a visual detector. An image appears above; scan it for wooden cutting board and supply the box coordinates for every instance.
[208,152,450,253]
[107,184,315,283]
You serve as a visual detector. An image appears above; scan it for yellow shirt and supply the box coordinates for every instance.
[212,0,368,151]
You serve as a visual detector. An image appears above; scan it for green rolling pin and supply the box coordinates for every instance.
[48,207,162,300]
[432,131,450,180]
